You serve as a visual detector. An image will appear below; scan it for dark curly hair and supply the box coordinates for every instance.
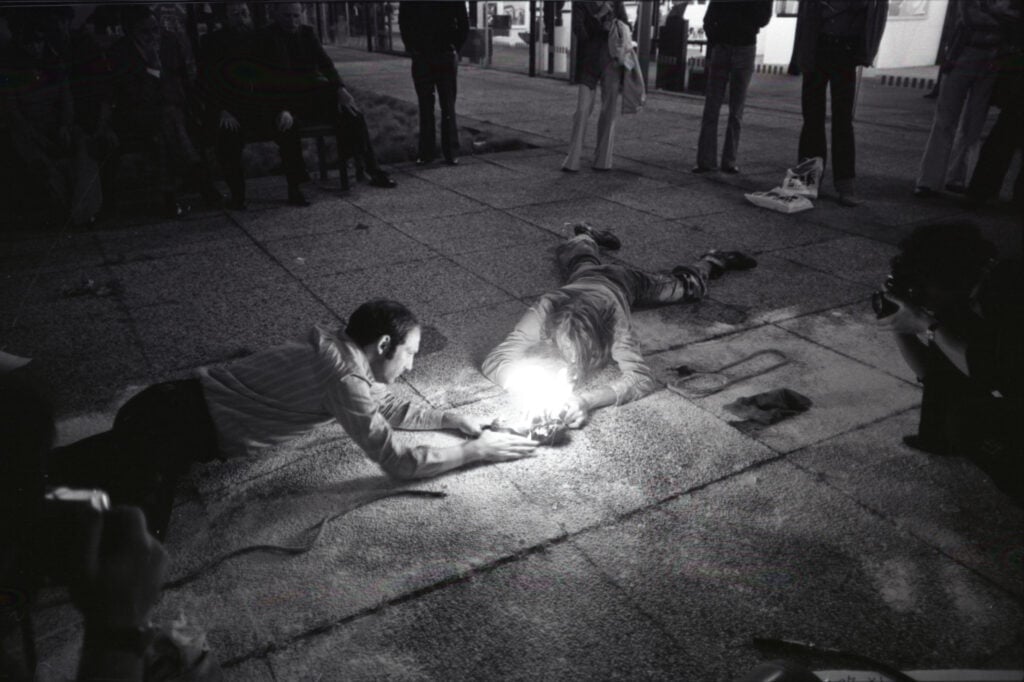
[893,221,997,298]
[345,299,419,359]
[543,289,616,379]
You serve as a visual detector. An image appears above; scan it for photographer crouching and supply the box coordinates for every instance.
[874,222,1023,504]
[1,354,168,681]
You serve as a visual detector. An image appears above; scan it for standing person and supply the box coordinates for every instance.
[398,1,469,167]
[483,226,756,423]
[693,0,773,175]
[914,0,1022,199]
[257,2,397,198]
[794,0,888,207]
[47,300,537,540]
[562,1,628,173]
[966,37,1023,213]
[199,2,304,209]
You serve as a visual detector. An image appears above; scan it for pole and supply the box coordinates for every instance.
[529,0,538,77]
[636,0,653,88]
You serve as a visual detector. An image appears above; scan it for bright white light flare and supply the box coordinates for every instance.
[505,360,574,423]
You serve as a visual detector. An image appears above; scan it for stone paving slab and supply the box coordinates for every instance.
[159,426,567,661]
[647,324,921,454]
[306,256,516,319]
[402,299,528,409]
[260,223,428,281]
[449,239,564,300]
[788,409,1024,598]
[685,205,844,254]
[95,215,243,260]
[464,389,778,535]
[612,182,749,221]
[129,281,338,375]
[264,542,692,682]
[393,208,553,258]
[778,235,899,288]
[454,174,591,210]
[232,198,385,242]
[0,230,103,275]
[107,237,295,308]
[508,196,683,245]
[347,175,490,222]
[573,461,1024,681]
[775,302,918,384]
[699,252,873,325]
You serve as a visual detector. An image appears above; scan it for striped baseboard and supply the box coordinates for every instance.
[878,74,937,90]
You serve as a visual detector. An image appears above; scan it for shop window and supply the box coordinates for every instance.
[888,0,928,19]
[776,0,799,17]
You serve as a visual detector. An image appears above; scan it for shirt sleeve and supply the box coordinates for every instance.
[596,323,660,406]
[325,374,445,479]
[481,300,549,388]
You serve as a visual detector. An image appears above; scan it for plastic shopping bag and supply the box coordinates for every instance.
[744,188,814,214]
[781,157,824,198]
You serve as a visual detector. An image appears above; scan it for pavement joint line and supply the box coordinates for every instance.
[766,318,923,390]
[780,456,1024,605]
[220,444,795,671]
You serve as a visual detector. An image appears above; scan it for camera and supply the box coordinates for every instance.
[871,270,921,319]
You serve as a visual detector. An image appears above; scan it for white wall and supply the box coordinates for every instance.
[874,0,947,68]
[727,0,948,69]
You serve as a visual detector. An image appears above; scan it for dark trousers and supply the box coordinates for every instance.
[697,43,756,170]
[799,37,858,184]
[917,346,1023,504]
[214,114,305,200]
[411,51,459,160]
[46,379,218,540]
[967,102,1024,208]
[296,85,382,174]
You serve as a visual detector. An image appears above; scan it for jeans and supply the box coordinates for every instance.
[563,61,623,171]
[916,46,999,190]
[967,96,1023,206]
[411,50,459,160]
[556,235,708,305]
[697,43,756,170]
[799,37,858,184]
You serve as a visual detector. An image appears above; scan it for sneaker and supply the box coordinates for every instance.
[700,250,757,279]
[902,434,948,456]
[722,165,740,175]
[913,186,934,198]
[573,222,621,251]
[691,165,716,174]
[945,182,967,195]
[837,190,862,207]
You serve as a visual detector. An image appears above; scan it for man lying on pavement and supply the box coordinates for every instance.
[49,299,537,540]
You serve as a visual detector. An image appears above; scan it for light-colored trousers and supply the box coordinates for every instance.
[916,46,998,190]
[563,62,623,171]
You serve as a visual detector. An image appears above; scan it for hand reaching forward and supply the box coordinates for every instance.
[469,429,538,463]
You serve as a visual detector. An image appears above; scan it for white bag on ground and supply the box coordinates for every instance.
[744,188,815,214]
[781,156,824,198]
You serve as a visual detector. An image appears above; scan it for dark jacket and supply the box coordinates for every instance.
[398,1,470,55]
[572,1,629,89]
[106,31,191,135]
[199,27,263,119]
[254,24,343,112]
[703,0,773,48]
[793,0,888,71]
[942,0,1023,71]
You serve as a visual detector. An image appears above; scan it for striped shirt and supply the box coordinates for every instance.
[197,325,446,479]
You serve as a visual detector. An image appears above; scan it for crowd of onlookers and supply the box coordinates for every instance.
[0,2,397,228]
[1,1,1021,231]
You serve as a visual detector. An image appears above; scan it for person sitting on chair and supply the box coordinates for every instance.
[255,2,397,205]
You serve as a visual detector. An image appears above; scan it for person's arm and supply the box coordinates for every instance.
[481,300,550,389]
[577,325,659,412]
[307,26,344,89]
[454,4,470,51]
[880,297,970,377]
[327,374,534,480]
